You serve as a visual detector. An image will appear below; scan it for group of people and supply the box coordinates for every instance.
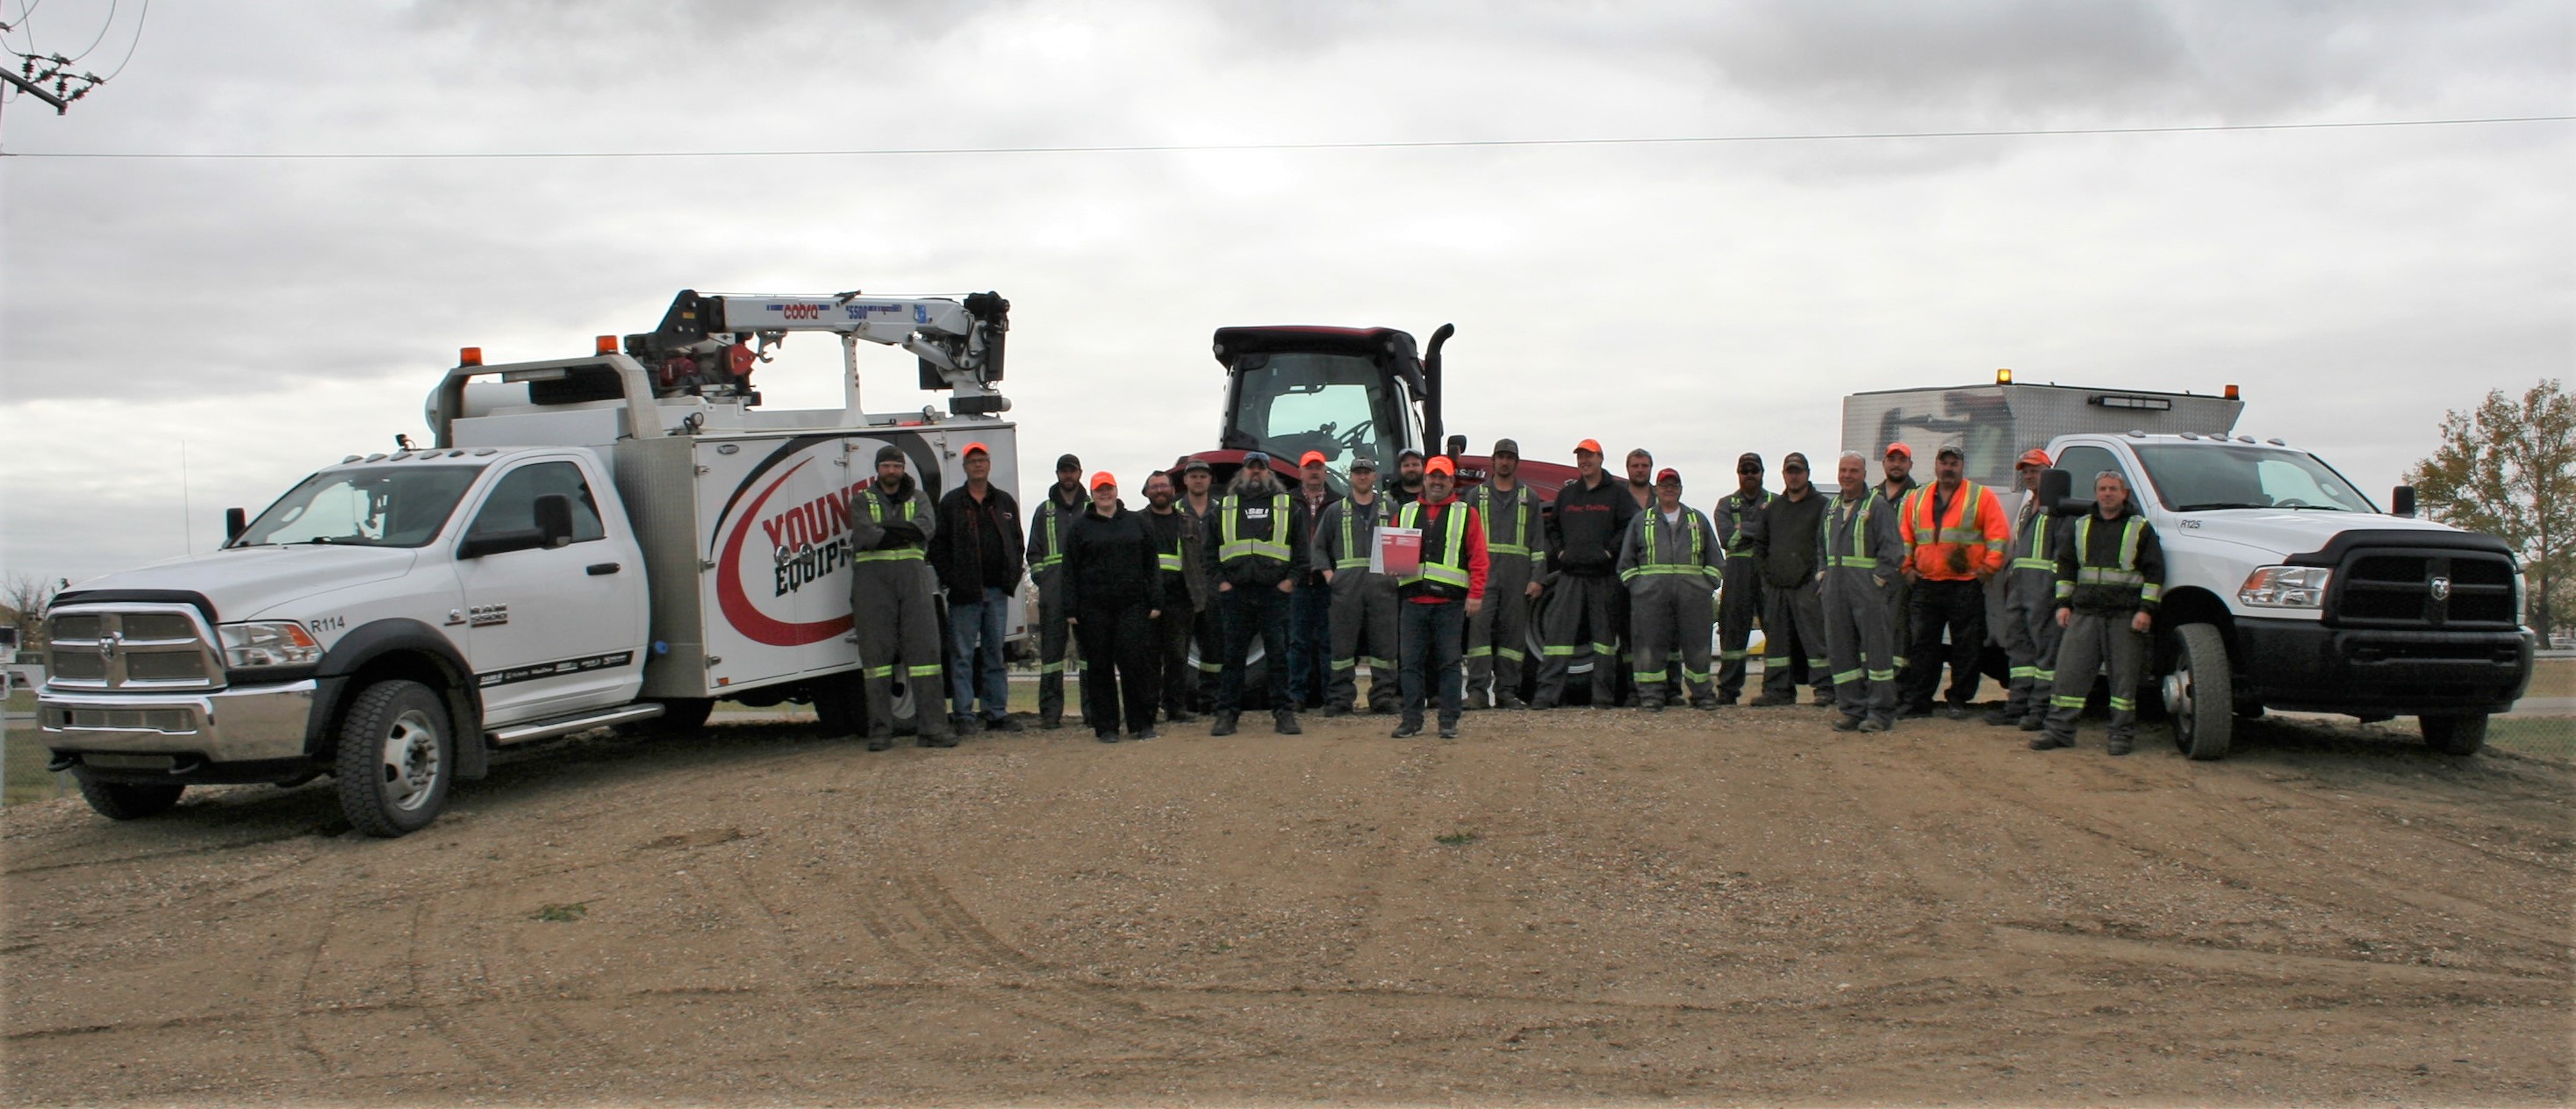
[839,432,2167,755]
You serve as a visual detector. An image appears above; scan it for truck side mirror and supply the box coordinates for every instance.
[1445,434,1467,459]
[2038,468,2083,516]
[2390,485,2416,518]
[224,507,248,544]
[534,494,576,548]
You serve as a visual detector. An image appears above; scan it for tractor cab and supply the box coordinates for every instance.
[1206,326,1432,494]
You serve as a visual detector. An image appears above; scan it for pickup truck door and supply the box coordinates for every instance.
[451,457,647,724]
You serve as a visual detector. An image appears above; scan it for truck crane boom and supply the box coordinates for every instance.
[623,289,1012,418]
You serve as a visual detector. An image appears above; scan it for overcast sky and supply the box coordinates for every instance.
[3,0,2570,585]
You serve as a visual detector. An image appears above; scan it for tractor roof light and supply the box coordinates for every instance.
[595,335,619,355]
[459,347,483,367]
[1996,368,2013,384]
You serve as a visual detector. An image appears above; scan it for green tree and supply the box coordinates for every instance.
[2407,379,2573,639]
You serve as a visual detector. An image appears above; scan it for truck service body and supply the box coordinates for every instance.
[1843,377,2535,757]
[39,290,1020,834]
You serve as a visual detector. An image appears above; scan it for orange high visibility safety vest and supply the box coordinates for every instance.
[1898,480,2009,581]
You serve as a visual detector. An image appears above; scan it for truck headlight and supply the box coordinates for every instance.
[219,621,322,670]
[2238,566,2331,609]
[2516,571,2529,628]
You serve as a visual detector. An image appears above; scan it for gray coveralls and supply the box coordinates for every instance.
[2041,511,2165,754]
[1313,494,1399,713]
[1617,505,1723,708]
[1179,495,1223,711]
[1879,478,1920,673]
[1713,488,1769,703]
[849,479,953,744]
[1997,494,2065,723]
[1026,489,1085,726]
[1463,482,1544,708]
[1818,489,1905,726]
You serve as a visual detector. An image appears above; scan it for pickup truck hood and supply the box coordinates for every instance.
[63,547,420,623]
[2169,510,2465,560]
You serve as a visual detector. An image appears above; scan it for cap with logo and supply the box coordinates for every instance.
[1884,442,1912,460]
[1056,454,1082,472]
[1936,444,1965,461]
[1782,452,1810,472]
[1299,450,1329,468]
[1350,454,1378,471]
[1737,451,1763,470]
[2017,448,2053,469]
[1424,455,1456,476]
[1574,438,1604,455]
[1491,438,1520,459]
[1183,458,1212,473]
[962,441,990,458]
[1090,471,1116,490]
[1655,468,1681,484]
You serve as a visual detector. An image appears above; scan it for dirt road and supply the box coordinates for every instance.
[5,705,2568,1105]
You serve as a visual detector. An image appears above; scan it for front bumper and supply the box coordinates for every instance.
[2235,618,2533,716]
[38,681,320,776]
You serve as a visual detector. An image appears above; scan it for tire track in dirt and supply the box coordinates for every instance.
[1903,739,2567,968]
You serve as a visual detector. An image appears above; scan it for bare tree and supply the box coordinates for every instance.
[2407,379,2574,638]
[2,573,65,655]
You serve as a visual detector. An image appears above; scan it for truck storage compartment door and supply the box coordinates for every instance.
[452,458,647,724]
[695,434,872,691]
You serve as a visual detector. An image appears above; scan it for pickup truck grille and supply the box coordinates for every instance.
[47,607,222,690]
[2332,548,2519,630]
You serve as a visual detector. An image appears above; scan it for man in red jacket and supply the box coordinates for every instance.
[1392,456,1489,740]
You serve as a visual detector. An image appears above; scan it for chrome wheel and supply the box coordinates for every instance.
[380,708,443,812]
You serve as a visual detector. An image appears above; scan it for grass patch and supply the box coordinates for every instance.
[530,902,589,923]
[4,724,72,807]
[2487,716,2573,763]
[5,690,32,713]
[1434,829,1481,846]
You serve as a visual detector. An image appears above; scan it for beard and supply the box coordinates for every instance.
[1148,491,1176,508]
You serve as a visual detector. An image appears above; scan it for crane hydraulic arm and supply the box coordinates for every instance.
[623,289,1011,417]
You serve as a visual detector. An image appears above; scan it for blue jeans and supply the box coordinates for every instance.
[947,586,1011,721]
[1400,597,1467,728]
[1288,577,1333,706]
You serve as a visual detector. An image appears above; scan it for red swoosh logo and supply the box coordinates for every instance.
[714,458,852,647]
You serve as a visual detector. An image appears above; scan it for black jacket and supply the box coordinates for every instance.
[928,483,1024,597]
[1060,504,1165,613]
[1546,473,1639,577]
[1206,482,1311,590]
[1144,504,1213,611]
[1752,487,1829,589]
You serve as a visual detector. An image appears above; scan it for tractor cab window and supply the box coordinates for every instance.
[1230,353,1404,488]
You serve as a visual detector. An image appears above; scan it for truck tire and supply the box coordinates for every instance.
[2163,622,2234,761]
[334,679,454,838]
[75,776,184,820]
[2420,713,2488,756]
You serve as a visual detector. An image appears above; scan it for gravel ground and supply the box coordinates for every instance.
[4,702,2568,1106]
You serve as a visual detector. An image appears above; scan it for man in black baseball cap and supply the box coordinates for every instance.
[1713,451,1770,704]
[1026,453,1089,728]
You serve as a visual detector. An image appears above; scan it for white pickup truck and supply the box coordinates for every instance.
[37,290,1022,834]
[1843,376,2535,759]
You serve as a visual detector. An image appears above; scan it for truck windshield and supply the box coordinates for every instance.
[2132,444,2376,513]
[234,465,489,547]
[1232,353,1403,481]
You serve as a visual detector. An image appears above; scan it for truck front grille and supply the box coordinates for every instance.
[46,606,223,690]
[2332,548,2520,630]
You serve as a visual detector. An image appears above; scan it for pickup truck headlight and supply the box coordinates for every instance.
[219,621,323,670]
[2238,565,2331,609]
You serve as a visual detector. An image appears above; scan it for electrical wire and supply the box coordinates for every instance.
[91,0,139,81]
[4,113,2568,160]
[59,0,107,62]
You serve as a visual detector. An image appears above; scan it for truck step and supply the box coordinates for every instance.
[489,703,665,745]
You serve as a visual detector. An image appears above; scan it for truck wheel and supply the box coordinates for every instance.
[2163,622,2234,761]
[75,776,184,820]
[2420,713,2487,756]
[334,679,453,838]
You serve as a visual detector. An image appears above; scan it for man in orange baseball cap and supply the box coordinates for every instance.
[1286,449,1343,710]
[1533,437,1639,708]
[1991,447,2064,729]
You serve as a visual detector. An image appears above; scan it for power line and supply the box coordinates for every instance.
[91,0,140,81]
[59,0,108,63]
[4,112,2569,160]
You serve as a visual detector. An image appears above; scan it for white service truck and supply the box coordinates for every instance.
[38,289,1021,834]
[1845,375,2536,758]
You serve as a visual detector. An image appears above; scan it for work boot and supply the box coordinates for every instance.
[1857,718,1891,733]
[2019,714,2046,733]
[983,714,1023,733]
[865,733,893,752]
[1095,731,1121,743]
[1498,692,1526,711]
[1274,710,1302,735]
[1438,722,1459,740]
[1811,690,1834,707]
[1941,704,1971,721]
[1747,693,1795,708]
[919,729,958,748]
[1132,727,1159,741]
[1690,698,1719,711]
[1162,710,1195,726]
[1324,704,1353,718]
[2028,733,2070,751]
[1984,706,2022,726]
[1392,721,1424,739]
[1210,712,1239,737]
[1040,714,1064,731]
[1640,698,1666,712]
[1369,700,1399,715]
[2107,734,2134,756]
[1831,714,1862,733]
